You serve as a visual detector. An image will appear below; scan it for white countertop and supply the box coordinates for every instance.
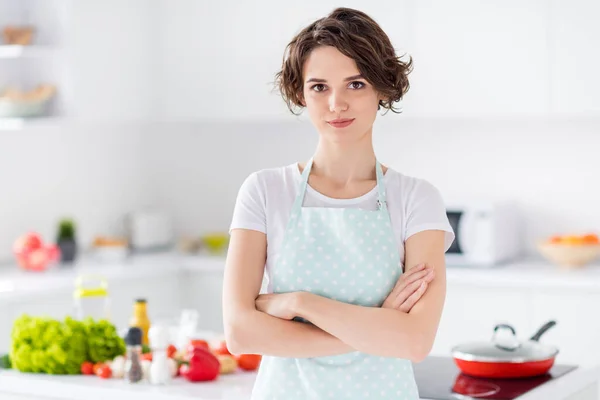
[1,251,600,303]
[1,363,598,400]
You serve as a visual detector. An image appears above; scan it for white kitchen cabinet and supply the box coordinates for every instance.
[531,289,600,366]
[549,0,600,115]
[431,284,532,356]
[407,0,549,117]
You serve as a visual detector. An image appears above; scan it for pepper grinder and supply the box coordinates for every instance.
[149,324,172,385]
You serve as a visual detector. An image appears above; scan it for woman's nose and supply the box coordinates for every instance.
[328,92,349,114]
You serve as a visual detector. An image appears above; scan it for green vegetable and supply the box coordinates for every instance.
[10,315,87,374]
[83,318,126,363]
[142,344,151,354]
[0,353,11,369]
[9,315,126,375]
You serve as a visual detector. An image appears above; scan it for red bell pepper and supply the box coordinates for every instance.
[183,347,220,382]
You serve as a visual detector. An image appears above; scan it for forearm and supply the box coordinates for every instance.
[294,293,425,361]
[226,309,355,358]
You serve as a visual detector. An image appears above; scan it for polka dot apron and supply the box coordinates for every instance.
[251,159,420,400]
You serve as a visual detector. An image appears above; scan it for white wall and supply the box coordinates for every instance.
[144,116,600,257]
[2,0,600,263]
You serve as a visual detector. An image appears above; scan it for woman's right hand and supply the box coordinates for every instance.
[381,263,435,313]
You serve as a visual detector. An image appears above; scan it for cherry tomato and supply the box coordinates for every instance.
[166,344,177,358]
[92,362,106,375]
[80,361,94,375]
[96,365,112,379]
[236,354,262,371]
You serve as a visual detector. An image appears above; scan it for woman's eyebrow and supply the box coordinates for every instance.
[305,74,364,83]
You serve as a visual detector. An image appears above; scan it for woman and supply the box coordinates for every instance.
[223,7,455,400]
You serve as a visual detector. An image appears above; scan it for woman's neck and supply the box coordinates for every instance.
[311,134,377,185]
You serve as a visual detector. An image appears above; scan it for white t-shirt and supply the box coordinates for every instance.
[229,163,455,293]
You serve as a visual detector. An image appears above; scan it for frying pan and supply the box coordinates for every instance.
[451,320,559,379]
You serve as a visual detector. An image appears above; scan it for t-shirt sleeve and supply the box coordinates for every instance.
[404,179,455,252]
[229,172,267,234]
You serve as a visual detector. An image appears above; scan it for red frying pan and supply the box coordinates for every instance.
[451,320,559,379]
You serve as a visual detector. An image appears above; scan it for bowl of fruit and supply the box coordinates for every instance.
[537,233,600,268]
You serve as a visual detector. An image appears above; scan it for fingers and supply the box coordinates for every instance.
[398,281,428,313]
[382,265,435,309]
[391,263,427,291]
[390,277,428,309]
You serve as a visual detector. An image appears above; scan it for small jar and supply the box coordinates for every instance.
[124,327,144,383]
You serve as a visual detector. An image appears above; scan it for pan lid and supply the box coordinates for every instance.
[451,322,559,363]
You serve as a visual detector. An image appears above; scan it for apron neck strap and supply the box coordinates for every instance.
[292,158,388,213]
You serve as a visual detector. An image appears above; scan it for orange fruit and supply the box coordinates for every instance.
[581,234,600,245]
[561,235,583,245]
[548,235,562,244]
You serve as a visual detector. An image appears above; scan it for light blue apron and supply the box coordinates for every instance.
[251,159,420,400]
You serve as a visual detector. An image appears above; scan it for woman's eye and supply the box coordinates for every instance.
[311,84,326,92]
[349,81,365,90]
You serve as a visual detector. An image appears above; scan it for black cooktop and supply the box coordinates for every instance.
[414,356,578,400]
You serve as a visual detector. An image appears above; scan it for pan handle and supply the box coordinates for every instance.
[529,320,557,342]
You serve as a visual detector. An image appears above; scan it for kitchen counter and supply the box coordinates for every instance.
[1,252,600,303]
[1,362,599,400]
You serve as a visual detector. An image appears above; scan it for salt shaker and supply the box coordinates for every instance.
[149,324,172,385]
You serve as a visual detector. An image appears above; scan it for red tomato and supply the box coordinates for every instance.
[141,352,153,361]
[92,362,106,375]
[96,365,112,379]
[236,354,262,371]
[166,344,177,358]
[80,361,94,375]
[213,340,232,356]
[189,339,209,349]
[187,339,210,356]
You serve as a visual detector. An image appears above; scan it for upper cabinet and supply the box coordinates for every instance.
[0,0,67,129]
[550,0,600,115]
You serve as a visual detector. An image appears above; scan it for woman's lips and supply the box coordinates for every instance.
[327,118,355,128]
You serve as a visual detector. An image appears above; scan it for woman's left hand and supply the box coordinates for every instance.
[255,292,301,320]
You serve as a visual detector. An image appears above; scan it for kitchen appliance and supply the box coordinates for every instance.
[414,356,577,400]
[451,320,559,379]
[124,210,174,251]
[445,202,521,267]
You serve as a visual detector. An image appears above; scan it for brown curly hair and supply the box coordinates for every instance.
[274,7,413,116]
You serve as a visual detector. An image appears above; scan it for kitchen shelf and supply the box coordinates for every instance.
[0,116,63,130]
[0,45,57,59]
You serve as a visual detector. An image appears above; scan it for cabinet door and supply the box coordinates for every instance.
[408,0,549,117]
[431,284,532,357]
[550,0,600,114]
[531,289,600,366]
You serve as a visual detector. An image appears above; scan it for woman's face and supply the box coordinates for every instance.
[302,46,381,144]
